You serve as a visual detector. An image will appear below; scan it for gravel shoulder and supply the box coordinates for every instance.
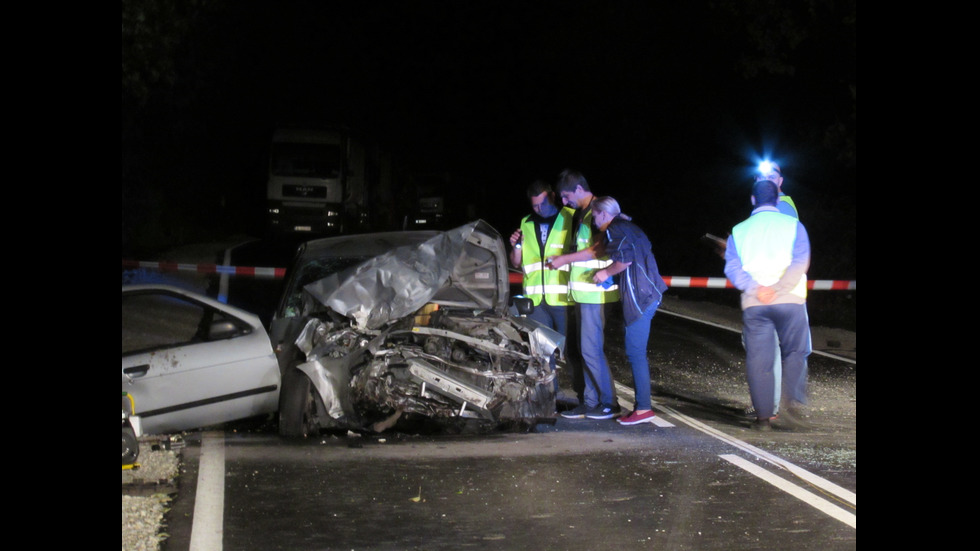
[122,438,182,551]
[652,294,856,475]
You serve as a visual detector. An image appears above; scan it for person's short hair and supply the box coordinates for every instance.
[752,180,779,206]
[556,169,590,193]
[526,179,552,198]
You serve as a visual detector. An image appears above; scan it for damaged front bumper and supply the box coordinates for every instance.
[291,307,561,432]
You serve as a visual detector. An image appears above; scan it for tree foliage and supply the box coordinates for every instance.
[712,0,855,167]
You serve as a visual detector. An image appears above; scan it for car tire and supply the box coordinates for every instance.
[279,369,319,438]
[122,425,139,465]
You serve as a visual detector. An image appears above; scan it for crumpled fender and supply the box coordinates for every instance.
[295,356,354,423]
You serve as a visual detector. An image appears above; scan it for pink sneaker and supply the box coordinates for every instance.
[617,410,656,425]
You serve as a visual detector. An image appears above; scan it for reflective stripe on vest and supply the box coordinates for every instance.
[731,211,807,299]
[520,209,573,306]
[568,208,619,304]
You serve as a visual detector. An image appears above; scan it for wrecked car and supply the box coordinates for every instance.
[122,284,281,435]
[269,220,563,437]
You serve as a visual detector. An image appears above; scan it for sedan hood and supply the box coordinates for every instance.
[301,220,509,330]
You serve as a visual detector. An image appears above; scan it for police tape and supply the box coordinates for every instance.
[506,273,854,290]
[122,260,855,290]
[121,259,286,278]
[660,276,856,291]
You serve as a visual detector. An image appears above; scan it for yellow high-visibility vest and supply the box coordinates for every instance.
[731,211,807,300]
[568,207,619,304]
[520,208,573,306]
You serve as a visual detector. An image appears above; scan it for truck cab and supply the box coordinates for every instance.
[266,128,368,236]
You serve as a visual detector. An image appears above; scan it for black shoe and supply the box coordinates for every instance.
[778,402,811,430]
[751,418,772,431]
[560,404,589,419]
[745,408,779,421]
[585,405,616,420]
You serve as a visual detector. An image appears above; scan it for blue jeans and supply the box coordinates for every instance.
[578,303,615,408]
[742,330,783,413]
[625,304,657,411]
[742,303,811,419]
[528,303,568,392]
[741,308,813,415]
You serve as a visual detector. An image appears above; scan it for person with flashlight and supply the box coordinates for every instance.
[757,161,798,218]
[725,179,811,431]
[750,160,805,419]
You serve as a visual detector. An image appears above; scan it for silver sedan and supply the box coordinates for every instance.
[122,284,281,434]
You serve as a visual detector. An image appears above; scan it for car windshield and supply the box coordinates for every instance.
[270,142,341,178]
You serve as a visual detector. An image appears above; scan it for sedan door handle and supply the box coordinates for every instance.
[124,364,150,378]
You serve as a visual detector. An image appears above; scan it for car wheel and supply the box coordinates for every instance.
[122,425,139,465]
[279,369,319,438]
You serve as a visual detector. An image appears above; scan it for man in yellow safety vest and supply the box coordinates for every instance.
[547,169,621,420]
[508,180,575,396]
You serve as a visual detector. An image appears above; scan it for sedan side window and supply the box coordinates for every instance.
[122,292,207,355]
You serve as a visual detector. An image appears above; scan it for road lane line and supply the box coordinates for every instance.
[720,454,856,528]
[635,386,856,507]
[190,431,225,551]
[615,383,675,427]
[643,308,856,505]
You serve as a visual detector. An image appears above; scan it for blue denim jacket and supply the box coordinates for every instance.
[603,220,668,326]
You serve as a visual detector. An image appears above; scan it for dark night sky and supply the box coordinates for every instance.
[122,1,855,280]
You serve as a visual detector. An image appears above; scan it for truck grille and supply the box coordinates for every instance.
[283,184,328,199]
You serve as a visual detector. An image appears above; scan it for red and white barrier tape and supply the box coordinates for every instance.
[122,260,286,279]
[123,260,855,290]
[506,272,853,290]
[660,276,856,291]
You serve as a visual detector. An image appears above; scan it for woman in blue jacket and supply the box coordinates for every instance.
[590,197,669,426]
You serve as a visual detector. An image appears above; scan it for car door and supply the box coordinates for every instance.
[122,287,280,434]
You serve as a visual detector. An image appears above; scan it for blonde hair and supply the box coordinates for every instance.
[593,196,632,221]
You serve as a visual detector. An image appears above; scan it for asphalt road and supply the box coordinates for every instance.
[124,236,856,550]
[162,398,855,550]
[153,312,855,551]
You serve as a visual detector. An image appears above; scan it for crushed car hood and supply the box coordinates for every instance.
[301,220,509,330]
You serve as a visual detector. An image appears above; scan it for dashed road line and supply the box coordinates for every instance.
[721,454,856,528]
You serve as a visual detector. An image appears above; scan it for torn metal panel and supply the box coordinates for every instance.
[301,220,506,330]
[296,358,347,421]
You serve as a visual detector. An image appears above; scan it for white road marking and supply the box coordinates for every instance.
[720,454,856,528]
[647,392,856,507]
[650,415,674,427]
[190,431,225,551]
[616,379,855,526]
[615,383,674,426]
